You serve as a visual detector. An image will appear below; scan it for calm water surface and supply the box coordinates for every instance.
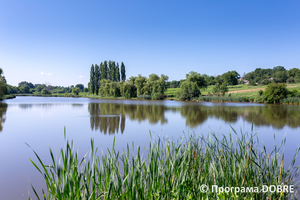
[1,96,300,199]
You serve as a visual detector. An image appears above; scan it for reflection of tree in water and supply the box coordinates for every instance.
[88,103,168,134]
[87,102,300,133]
[180,105,300,129]
[0,103,7,132]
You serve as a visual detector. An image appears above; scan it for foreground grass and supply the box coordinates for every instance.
[28,128,300,200]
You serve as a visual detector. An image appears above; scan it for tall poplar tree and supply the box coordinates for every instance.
[94,64,100,95]
[121,62,126,81]
[112,61,116,81]
[90,64,95,94]
[103,61,108,79]
[108,60,113,80]
[116,63,120,82]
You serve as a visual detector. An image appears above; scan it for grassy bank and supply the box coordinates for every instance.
[28,128,300,199]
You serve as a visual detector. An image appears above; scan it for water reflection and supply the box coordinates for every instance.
[0,103,7,132]
[88,103,168,134]
[88,103,300,134]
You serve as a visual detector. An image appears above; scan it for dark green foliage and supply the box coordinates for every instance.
[135,75,146,96]
[75,84,84,91]
[199,96,250,102]
[286,77,295,84]
[115,63,120,82]
[19,85,31,93]
[72,87,80,95]
[94,64,100,95]
[176,81,201,100]
[89,64,95,94]
[261,79,271,85]
[176,71,207,100]
[287,89,299,98]
[258,90,264,96]
[264,83,289,103]
[0,70,7,97]
[212,82,228,96]
[121,62,126,81]
[35,84,45,93]
[119,82,136,98]
[18,81,35,88]
[41,88,51,95]
[220,70,240,85]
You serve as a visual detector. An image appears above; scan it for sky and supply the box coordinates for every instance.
[1,0,300,87]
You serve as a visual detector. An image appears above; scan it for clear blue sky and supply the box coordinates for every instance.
[1,0,300,87]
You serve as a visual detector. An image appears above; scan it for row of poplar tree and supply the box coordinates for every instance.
[89,61,126,95]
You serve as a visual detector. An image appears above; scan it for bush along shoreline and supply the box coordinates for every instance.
[27,127,300,199]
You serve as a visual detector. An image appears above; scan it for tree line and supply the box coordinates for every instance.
[89,61,126,95]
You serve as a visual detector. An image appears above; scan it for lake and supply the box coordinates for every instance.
[1,96,300,199]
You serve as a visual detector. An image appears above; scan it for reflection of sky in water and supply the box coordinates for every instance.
[0,97,300,199]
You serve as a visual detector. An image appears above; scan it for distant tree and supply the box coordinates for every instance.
[274,71,287,83]
[121,62,126,81]
[220,71,240,85]
[115,63,120,82]
[135,75,146,96]
[0,68,7,97]
[75,84,84,91]
[212,83,228,96]
[36,84,45,93]
[72,87,80,95]
[286,77,295,84]
[20,85,30,93]
[94,64,100,95]
[258,90,264,96]
[273,66,286,73]
[90,64,95,94]
[112,61,116,81]
[103,61,108,79]
[41,88,51,95]
[18,81,34,88]
[264,83,289,103]
[176,71,207,100]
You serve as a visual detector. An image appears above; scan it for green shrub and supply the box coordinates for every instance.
[41,88,51,95]
[264,83,289,104]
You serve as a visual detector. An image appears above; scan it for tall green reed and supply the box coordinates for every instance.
[27,127,300,199]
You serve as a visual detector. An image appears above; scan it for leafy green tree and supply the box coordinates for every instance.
[94,64,100,95]
[72,87,80,95]
[175,81,201,100]
[75,84,84,91]
[90,64,95,94]
[220,71,240,85]
[36,84,45,93]
[135,75,146,96]
[0,68,7,97]
[264,83,289,104]
[18,81,34,88]
[275,71,287,83]
[41,88,51,95]
[176,71,207,100]
[212,83,228,96]
[121,62,126,81]
[100,62,106,80]
[115,63,120,82]
[20,85,30,93]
